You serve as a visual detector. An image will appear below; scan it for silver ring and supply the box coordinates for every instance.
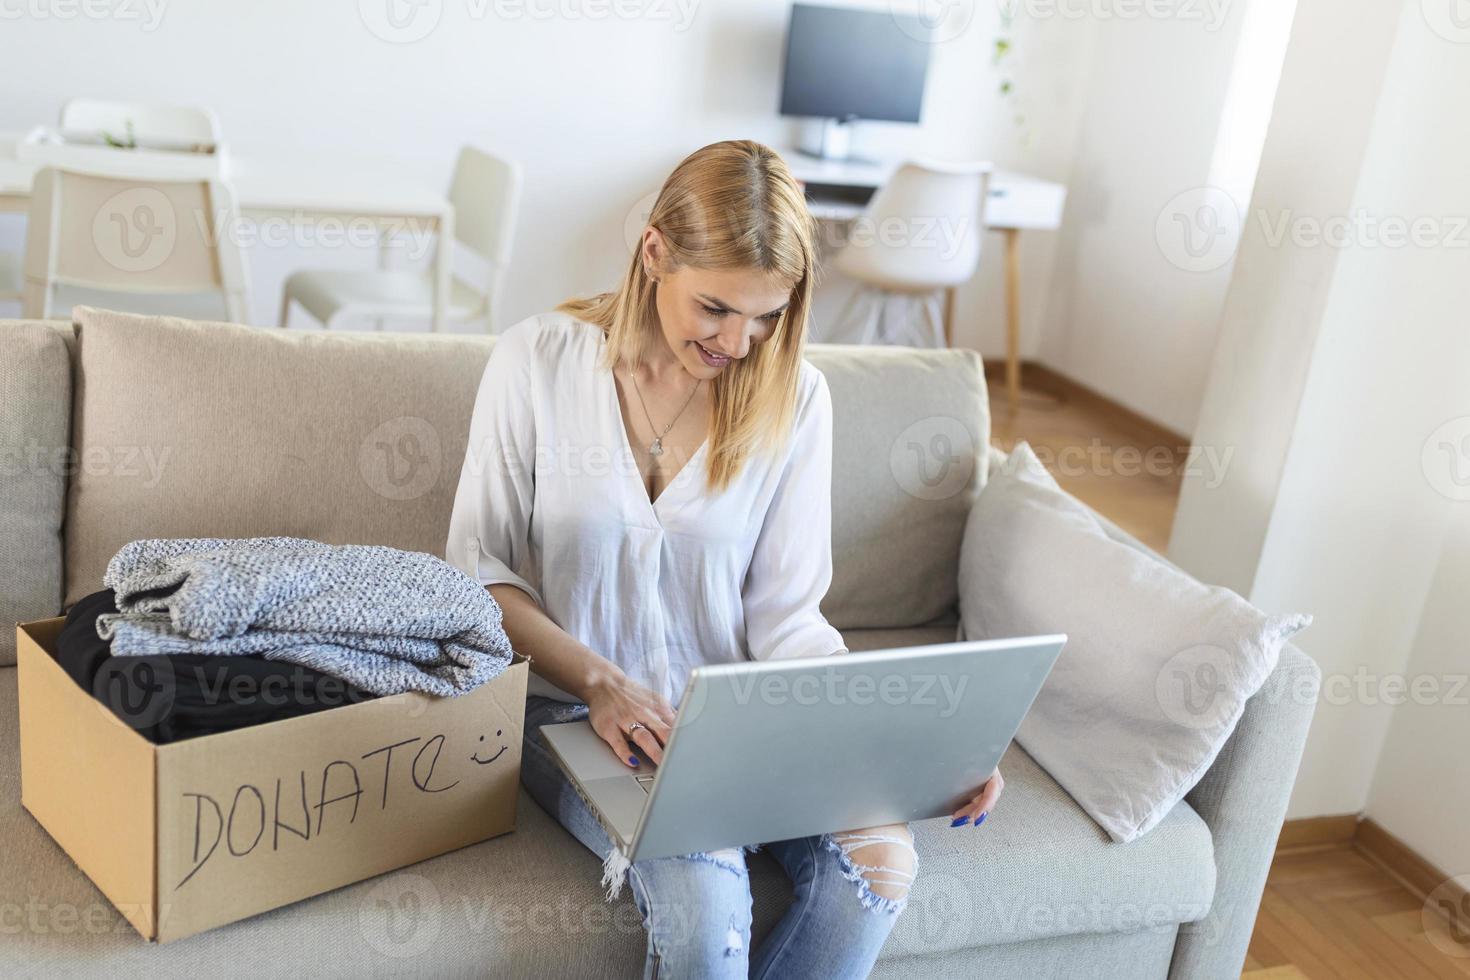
[626,722,647,735]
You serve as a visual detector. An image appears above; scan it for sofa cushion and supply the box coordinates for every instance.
[0,321,74,665]
[62,307,496,606]
[0,627,1213,974]
[808,344,989,630]
[840,623,961,652]
[959,441,1310,844]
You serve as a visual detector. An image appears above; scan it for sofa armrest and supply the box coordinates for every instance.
[1168,643,1319,979]
[986,444,1320,976]
[1085,499,1320,979]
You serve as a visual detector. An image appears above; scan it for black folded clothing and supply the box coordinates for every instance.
[58,589,378,744]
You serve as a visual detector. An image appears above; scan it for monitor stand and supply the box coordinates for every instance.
[796,117,878,165]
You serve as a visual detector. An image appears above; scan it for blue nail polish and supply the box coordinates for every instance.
[950,815,970,827]
[628,755,639,765]
[973,812,988,827]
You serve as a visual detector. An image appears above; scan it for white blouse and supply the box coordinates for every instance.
[446,311,848,705]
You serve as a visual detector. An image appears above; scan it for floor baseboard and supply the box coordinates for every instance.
[1278,813,1467,914]
[1355,818,1466,908]
[1275,813,1359,852]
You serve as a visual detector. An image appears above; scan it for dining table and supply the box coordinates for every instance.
[0,133,455,332]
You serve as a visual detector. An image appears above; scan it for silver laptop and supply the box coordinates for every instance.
[540,635,1065,863]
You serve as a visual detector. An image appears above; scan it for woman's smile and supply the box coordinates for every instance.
[693,339,732,368]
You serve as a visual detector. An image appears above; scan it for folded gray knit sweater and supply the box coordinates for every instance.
[96,537,514,697]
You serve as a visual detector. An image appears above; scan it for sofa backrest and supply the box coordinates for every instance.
[59,307,492,611]
[3,306,988,656]
[0,320,76,665]
[817,341,989,628]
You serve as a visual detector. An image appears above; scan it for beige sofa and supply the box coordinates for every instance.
[0,308,1319,978]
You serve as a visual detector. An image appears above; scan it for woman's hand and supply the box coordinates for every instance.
[487,585,677,767]
[585,669,677,767]
[951,766,1004,827]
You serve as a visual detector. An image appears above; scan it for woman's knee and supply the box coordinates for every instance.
[631,848,754,963]
[825,823,917,909]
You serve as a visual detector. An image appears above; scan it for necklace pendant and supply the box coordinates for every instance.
[648,438,664,457]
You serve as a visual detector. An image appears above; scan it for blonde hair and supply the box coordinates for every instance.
[556,139,819,493]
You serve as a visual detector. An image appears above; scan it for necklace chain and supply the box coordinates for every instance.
[627,366,701,457]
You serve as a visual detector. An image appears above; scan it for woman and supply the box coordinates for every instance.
[446,140,1003,978]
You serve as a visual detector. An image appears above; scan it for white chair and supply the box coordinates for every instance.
[279,146,521,332]
[0,251,21,305]
[825,159,992,348]
[59,98,221,151]
[22,163,250,322]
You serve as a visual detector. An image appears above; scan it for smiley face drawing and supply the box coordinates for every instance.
[471,729,509,765]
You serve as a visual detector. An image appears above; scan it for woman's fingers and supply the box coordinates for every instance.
[595,716,670,767]
[645,715,674,747]
[972,780,1002,816]
[641,693,677,728]
[591,717,642,768]
[626,712,671,764]
[628,690,676,733]
[950,769,1005,825]
[586,676,678,768]
[630,726,664,765]
[950,795,990,825]
[602,732,641,768]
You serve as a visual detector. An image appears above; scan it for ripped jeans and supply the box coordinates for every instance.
[521,696,915,979]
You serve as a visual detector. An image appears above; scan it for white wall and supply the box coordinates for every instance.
[924,3,1095,365]
[1168,0,1404,595]
[1300,0,1470,869]
[0,0,1092,358]
[1366,514,1470,876]
[1171,0,1470,871]
[1036,2,1254,436]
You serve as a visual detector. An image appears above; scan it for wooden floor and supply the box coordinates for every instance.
[986,364,1186,552]
[985,366,1470,979]
[1245,846,1470,979]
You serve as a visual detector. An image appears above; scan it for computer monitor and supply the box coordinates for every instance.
[779,3,932,161]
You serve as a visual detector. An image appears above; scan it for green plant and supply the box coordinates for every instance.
[993,4,1030,144]
[101,119,137,150]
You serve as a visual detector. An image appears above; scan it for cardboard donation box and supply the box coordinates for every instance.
[16,619,529,943]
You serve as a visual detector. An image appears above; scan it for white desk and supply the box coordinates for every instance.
[0,137,455,332]
[784,151,1066,413]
